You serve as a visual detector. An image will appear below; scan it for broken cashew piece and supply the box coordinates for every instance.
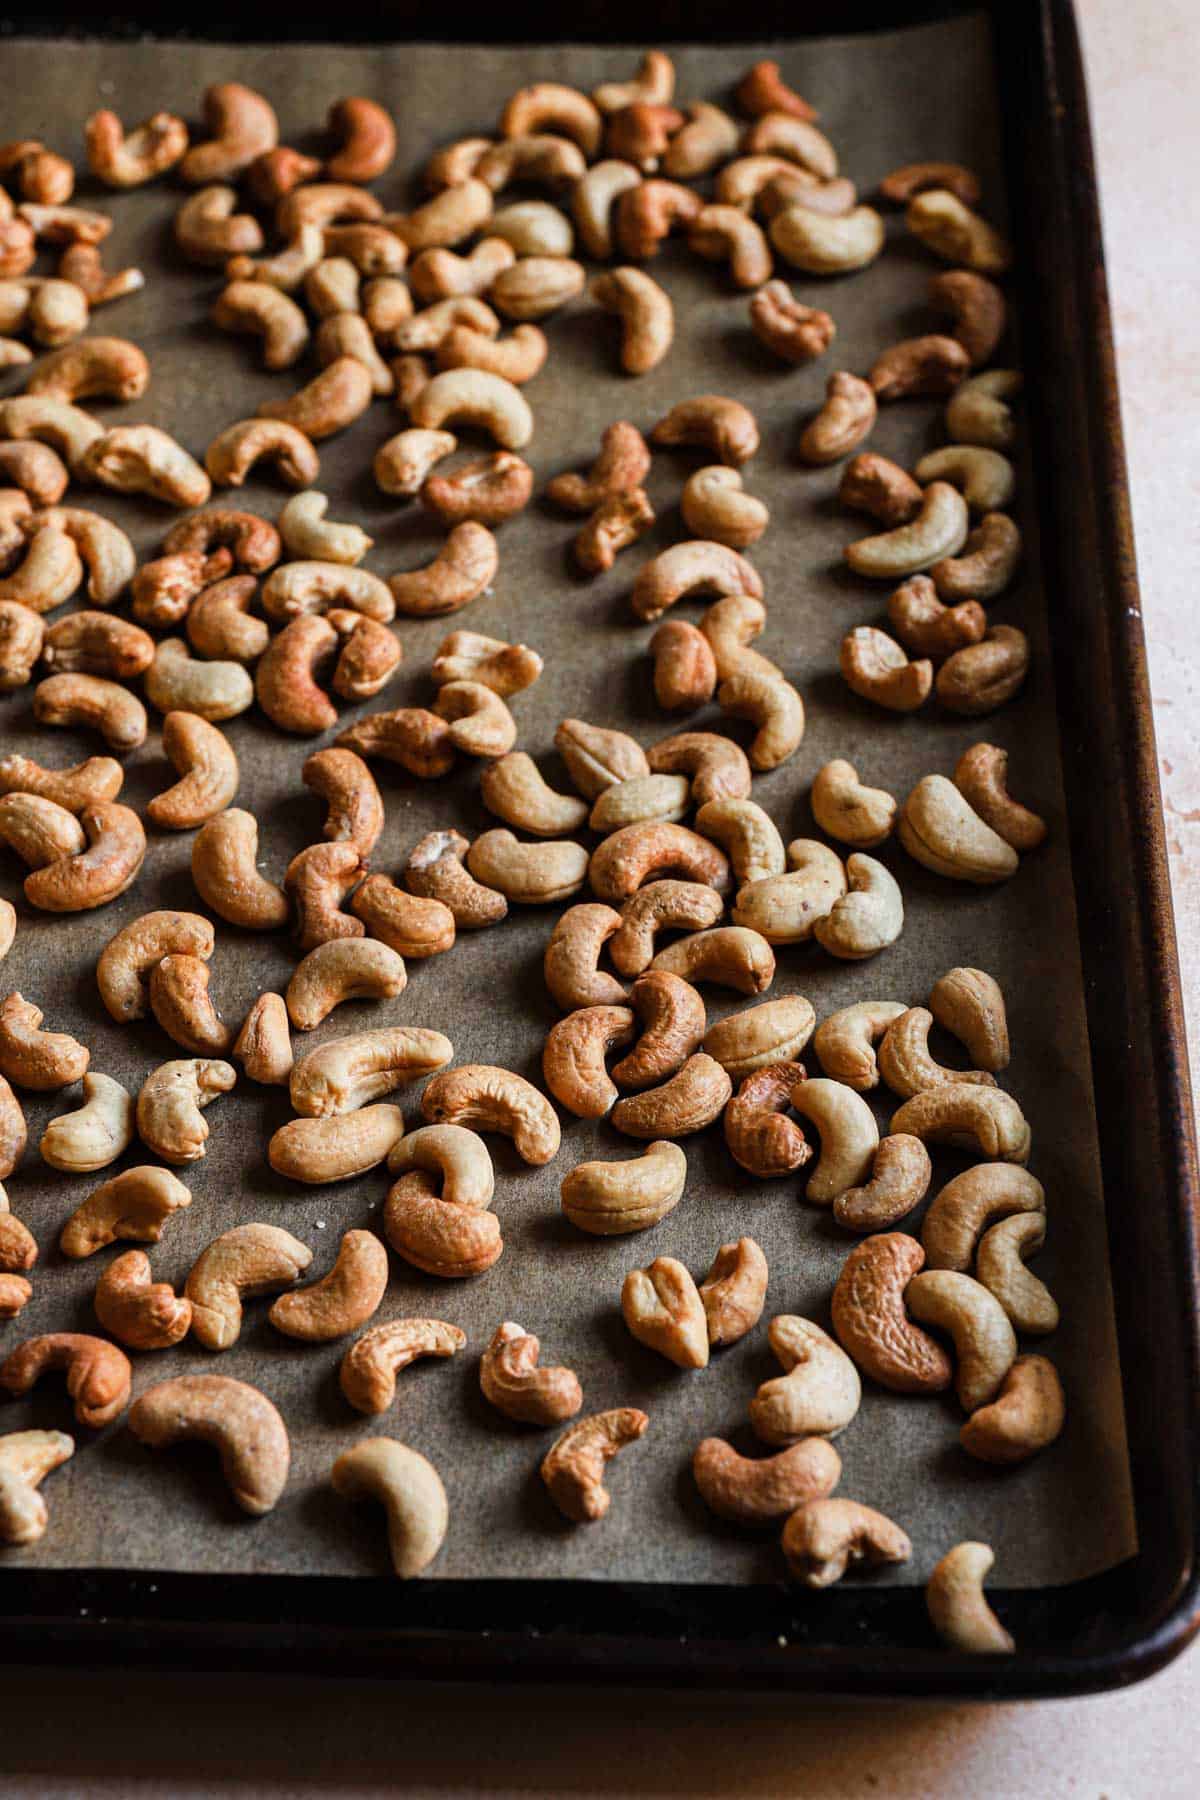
[621,1255,709,1369]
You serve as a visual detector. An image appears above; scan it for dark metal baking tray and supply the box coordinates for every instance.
[0,0,1196,1697]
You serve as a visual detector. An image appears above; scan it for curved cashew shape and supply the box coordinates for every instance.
[621,1256,709,1369]
[388,521,499,619]
[93,1249,192,1350]
[812,855,905,960]
[85,108,189,187]
[97,910,214,1023]
[331,1437,448,1578]
[614,971,707,1090]
[540,1407,648,1523]
[831,1233,953,1393]
[953,744,1046,854]
[129,1374,289,1516]
[960,1355,1065,1465]
[147,712,239,831]
[147,637,254,725]
[926,1542,1014,1653]
[59,1165,191,1259]
[589,821,731,903]
[206,417,319,489]
[915,445,1015,513]
[907,187,1012,274]
[732,840,847,946]
[543,905,626,1011]
[699,593,780,683]
[694,798,784,887]
[844,482,969,579]
[186,1222,312,1351]
[22,800,145,914]
[387,1123,494,1208]
[899,774,1019,884]
[290,1026,453,1119]
[0,1332,131,1428]
[944,369,1022,450]
[481,753,588,840]
[770,203,884,274]
[40,1071,133,1172]
[0,1180,35,1269]
[256,356,373,442]
[877,1007,995,1100]
[0,793,84,868]
[341,1317,466,1416]
[610,1053,731,1139]
[722,1063,810,1179]
[480,1321,582,1426]
[33,671,147,751]
[783,1498,912,1589]
[434,680,517,758]
[650,926,774,996]
[906,1270,1017,1410]
[285,939,406,1031]
[976,1213,1059,1336]
[81,425,212,506]
[191,809,289,929]
[263,560,393,624]
[702,994,814,1080]
[560,1139,687,1235]
[929,966,1010,1071]
[136,1058,236,1165]
[921,1163,1045,1271]
[420,1064,560,1164]
[0,992,88,1091]
[26,335,148,404]
[717,671,804,769]
[383,1167,501,1278]
[285,838,366,944]
[786,1077,879,1203]
[403,828,505,926]
[467,830,587,904]
[543,1004,635,1119]
[268,1229,388,1343]
[892,1084,1031,1165]
[750,1316,862,1445]
[591,267,674,375]
[0,1429,74,1544]
[833,1134,933,1234]
[410,368,533,450]
[693,1437,840,1525]
[268,1107,405,1185]
[181,82,278,184]
[650,395,759,466]
[811,760,896,850]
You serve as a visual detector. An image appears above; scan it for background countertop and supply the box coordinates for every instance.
[2,0,1198,1792]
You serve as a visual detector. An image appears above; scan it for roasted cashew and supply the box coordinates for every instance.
[929,966,1010,1071]
[976,1212,1059,1335]
[268,1229,388,1343]
[205,417,319,490]
[480,140,585,199]
[798,371,877,465]
[185,1222,311,1351]
[868,334,968,401]
[650,926,774,996]
[898,774,1019,884]
[174,185,263,266]
[831,1232,953,1393]
[833,1134,932,1234]
[723,1062,810,1180]
[699,593,780,684]
[812,854,904,961]
[479,1321,581,1427]
[351,875,454,962]
[80,425,211,507]
[25,505,136,603]
[560,1139,686,1235]
[543,905,626,1012]
[147,637,254,724]
[22,798,144,913]
[59,1164,191,1259]
[388,521,499,618]
[341,1317,466,1416]
[622,1256,708,1369]
[914,445,1015,513]
[922,1163,1045,1271]
[645,731,752,806]
[289,1025,451,1119]
[750,1316,862,1444]
[770,203,884,274]
[0,1332,130,1429]
[383,1166,501,1279]
[389,178,493,252]
[936,625,1030,716]
[650,395,759,467]
[614,179,701,259]
[93,1250,191,1351]
[702,994,814,1079]
[718,670,805,769]
[591,267,673,374]
[546,421,650,513]
[945,369,1022,449]
[589,774,689,835]
[0,523,81,612]
[0,1429,73,1544]
[97,910,213,1023]
[732,839,847,946]
[25,334,148,404]
[233,992,292,1087]
[410,368,533,449]
[256,356,373,441]
[409,239,515,302]
[181,82,277,184]
[480,753,588,840]
[491,255,584,322]
[136,1058,235,1165]
[611,971,706,1090]
[147,711,240,832]
[610,1052,731,1139]
[262,560,393,624]
[783,1498,911,1589]
[421,1063,559,1165]
[40,1071,133,1172]
[331,1438,448,1578]
[887,574,986,662]
[907,189,1011,274]
[0,395,103,469]
[42,611,152,680]
[693,1437,839,1526]
[877,1006,996,1099]
[906,1270,1017,1410]
[129,1374,289,1516]
[0,792,83,868]
[589,822,731,904]
[960,1355,1065,1465]
[268,1107,405,1185]
[541,1407,648,1524]
[891,1085,1031,1164]
[85,109,188,187]
[844,483,969,579]
[404,829,506,927]
[810,760,895,849]
[649,619,718,713]
[542,1005,635,1118]
[839,453,923,527]
[255,615,338,736]
[434,680,517,759]
[698,1236,769,1347]
[324,95,395,183]
[467,829,587,904]
[663,100,739,178]
[926,1542,1014,1653]
[556,717,650,796]
[932,512,1021,601]
[953,744,1046,853]
[609,881,724,976]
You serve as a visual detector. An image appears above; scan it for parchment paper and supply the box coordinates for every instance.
[0,16,1136,1588]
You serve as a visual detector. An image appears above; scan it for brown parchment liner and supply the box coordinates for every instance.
[0,17,1135,1586]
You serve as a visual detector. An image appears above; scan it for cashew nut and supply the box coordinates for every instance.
[833,1134,932,1234]
[907,189,1011,274]
[650,395,759,467]
[936,626,1030,716]
[80,424,212,506]
[59,1164,191,1259]
[191,809,289,929]
[898,774,1019,884]
[560,1139,686,1235]
[39,1071,133,1172]
[129,1374,289,1516]
[693,1436,840,1526]
[844,482,969,578]
[960,1355,1065,1465]
[0,992,88,1090]
[404,828,506,927]
[610,1052,731,1139]
[136,1058,236,1164]
[331,1437,448,1577]
[944,369,1022,449]
[621,1256,708,1369]
[976,1212,1059,1335]
[94,1250,192,1351]
[783,1498,911,1589]
[812,854,904,961]
[181,82,278,185]
[420,1063,559,1165]
[589,821,731,903]
[467,829,587,905]
[205,417,319,490]
[97,910,214,1023]
[723,1062,810,1179]
[732,839,847,945]
[914,445,1015,513]
[926,1542,1014,1652]
[891,1085,1031,1164]
[268,1229,388,1342]
[769,203,884,274]
[0,1429,73,1544]
[233,992,293,1087]
[0,1332,130,1428]
[540,1407,648,1523]
[831,1233,953,1393]
[698,1236,769,1347]
[341,1316,466,1416]
[877,1006,996,1099]
[269,1107,405,1185]
[290,1026,452,1119]
[33,671,147,751]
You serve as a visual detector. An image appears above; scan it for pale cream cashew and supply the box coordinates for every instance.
[39,1071,133,1172]
[906,1270,1017,1410]
[914,444,1015,513]
[926,1541,1014,1652]
[783,1498,912,1589]
[769,203,884,274]
[491,255,584,321]
[0,525,82,611]
[136,1058,236,1164]
[749,1316,862,1444]
[146,637,253,724]
[892,1085,1031,1164]
[877,1007,996,1099]
[811,760,896,849]
[621,1255,708,1369]
[571,160,642,258]
[268,1106,405,1184]
[374,427,457,497]
[388,178,493,252]
[25,505,135,604]
[285,939,407,1031]
[717,670,804,769]
[480,753,588,838]
[540,1408,648,1523]
[589,774,690,835]
[278,490,371,566]
[844,482,969,578]
[732,839,846,945]
[478,138,585,198]
[899,774,1019,883]
[812,854,904,960]
[432,630,540,696]
[0,1429,73,1544]
[59,1164,191,1259]
[129,1374,289,1516]
[80,425,211,507]
[467,829,587,904]
[786,1077,879,1203]
[907,189,1011,274]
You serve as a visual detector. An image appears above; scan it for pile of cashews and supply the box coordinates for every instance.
[0,53,1054,1643]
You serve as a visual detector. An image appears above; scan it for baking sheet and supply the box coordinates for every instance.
[0,16,1136,1588]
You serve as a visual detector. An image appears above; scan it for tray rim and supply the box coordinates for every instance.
[0,0,1196,1700]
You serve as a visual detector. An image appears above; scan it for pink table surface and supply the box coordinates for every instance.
[2,1,1199,1793]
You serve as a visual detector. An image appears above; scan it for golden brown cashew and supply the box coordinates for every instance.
[693,798,784,887]
[432,630,541,696]
[479,1322,581,1426]
[831,1233,953,1393]
[383,1164,500,1279]
[433,680,517,758]
[742,113,836,176]
[543,905,626,1012]
[25,335,148,404]
[976,1213,1059,1335]
[23,798,144,914]
[543,1005,635,1119]
[388,178,492,253]
[316,313,394,396]
[698,1236,769,1346]
[350,875,454,962]
[905,1270,1017,1410]
[25,505,136,603]
[132,549,231,629]
[702,995,814,1080]
[263,561,393,625]
[928,967,1010,1071]
[589,773,689,835]
[0,992,87,1090]
[610,1052,731,1139]
[614,179,701,259]
[147,638,254,725]
[147,713,240,831]
[945,369,1022,449]
[136,1058,236,1165]
[932,512,1021,601]
[233,993,292,1087]
[40,1071,133,1172]
[42,612,151,680]
[921,1163,1045,1271]
[33,672,147,752]
[556,717,650,796]
[403,829,506,927]
[256,356,373,442]
[770,203,884,274]
[410,368,533,450]
[94,1250,192,1351]
[589,822,731,903]
[680,466,769,550]
[609,881,724,976]
[212,281,310,370]
[752,1324,863,1447]
[877,1007,996,1100]
[811,760,896,849]
[291,1025,452,1119]
[561,1138,685,1237]
[374,427,456,497]
[387,521,499,618]
[546,421,650,513]
[420,1064,559,1164]
[893,1085,1031,1165]
[663,101,739,178]
[268,1229,388,1342]
[926,1542,1014,1652]
[0,599,42,689]
[693,1437,840,1526]
[718,670,805,769]
[868,334,969,402]
[147,955,231,1056]
[736,58,817,119]
[833,1135,932,1234]
[0,1275,31,1318]
[422,450,534,528]
[784,1076,878,1204]
[887,575,985,662]
[748,279,835,366]
[491,255,584,321]
[129,1374,290,1516]
[481,754,588,841]
[907,189,1011,274]
[59,1165,191,1259]
[268,1106,405,1184]
[181,82,278,184]
[0,524,81,612]
[723,1063,810,1180]
[285,939,406,1032]
[80,425,212,507]
[0,1332,130,1428]
[797,371,877,465]
[960,1355,1065,1465]
[97,911,214,1024]
[649,619,718,713]
[174,185,264,265]
[277,183,382,237]
[341,1317,466,1416]
[783,1498,911,1589]
[0,395,103,468]
[650,926,774,996]
[325,95,396,183]
[255,615,337,736]
[699,593,780,684]
[0,1171,34,1266]
[839,453,923,527]
[591,267,673,375]
[206,417,319,489]
[611,971,706,1090]
[650,395,759,467]
[85,109,189,187]
[689,204,772,289]
[480,139,585,199]
[879,162,981,205]
[574,489,655,575]
[191,809,289,930]
[436,323,547,386]
[185,1222,311,1351]
[541,1407,648,1523]
[898,775,1019,883]
[0,792,84,867]
[300,748,382,860]
[936,626,1030,716]
[844,483,969,579]
[466,830,586,905]
[732,840,847,946]
[331,1437,447,1577]
[621,1256,708,1369]
[0,1429,73,1544]
[953,744,1045,854]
